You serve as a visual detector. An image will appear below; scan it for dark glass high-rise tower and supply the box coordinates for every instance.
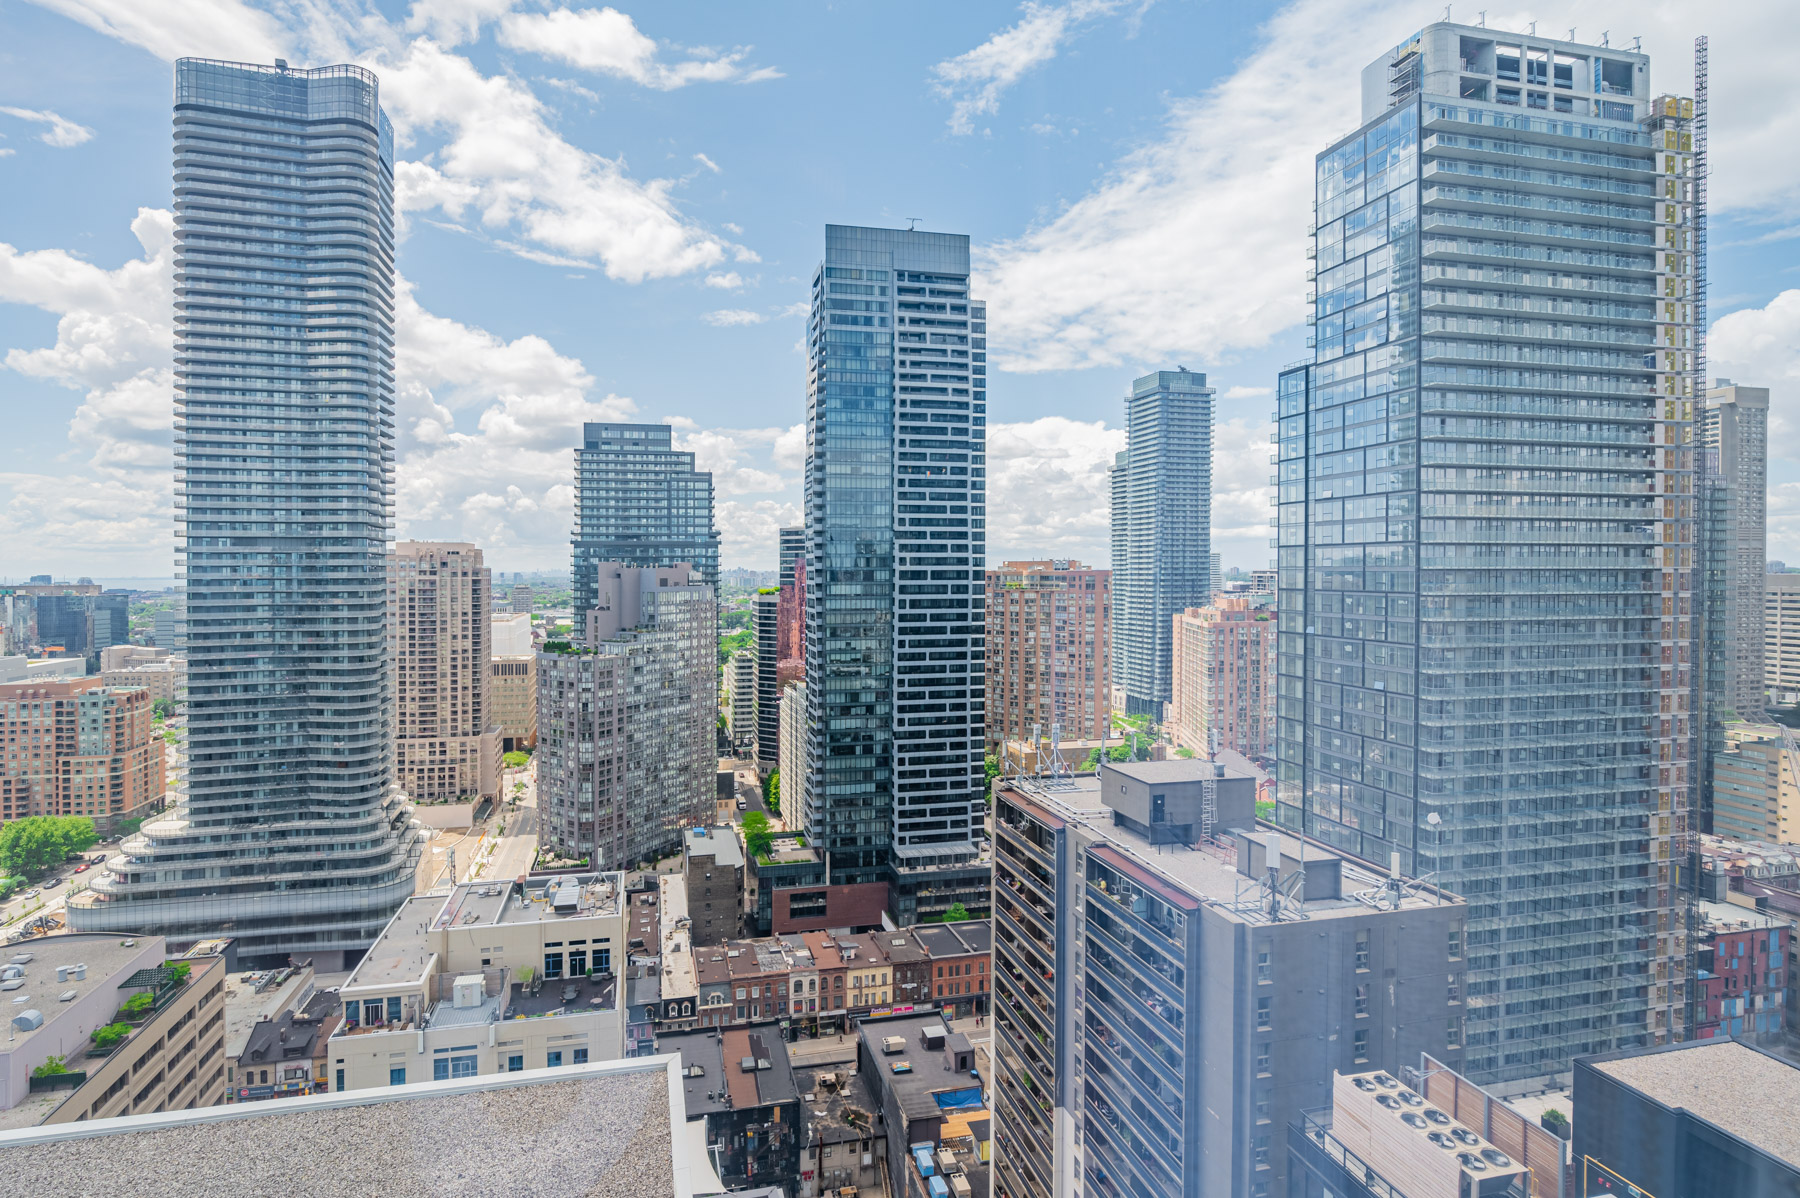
[1275,23,1699,1080]
[70,58,421,965]
[801,225,990,924]
[570,422,718,620]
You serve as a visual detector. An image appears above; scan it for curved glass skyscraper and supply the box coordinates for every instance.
[68,59,421,965]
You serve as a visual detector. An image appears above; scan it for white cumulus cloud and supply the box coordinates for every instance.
[0,106,95,147]
[497,7,779,90]
[931,0,1130,136]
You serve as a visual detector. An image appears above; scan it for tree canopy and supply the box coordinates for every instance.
[741,810,774,858]
[0,816,97,878]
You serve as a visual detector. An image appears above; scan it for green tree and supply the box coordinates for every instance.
[1173,746,1195,759]
[1107,745,1133,762]
[983,755,1000,799]
[741,810,774,859]
[152,698,175,721]
[944,901,969,923]
[763,770,780,813]
[502,750,531,769]
[0,816,97,879]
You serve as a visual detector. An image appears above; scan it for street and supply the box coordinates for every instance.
[416,759,541,892]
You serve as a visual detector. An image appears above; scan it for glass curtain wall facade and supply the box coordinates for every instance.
[570,422,719,619]
[1111,371,1214,718]
[70,59,421,962]
[1275,23,1699,1081]
[803,225,986,912]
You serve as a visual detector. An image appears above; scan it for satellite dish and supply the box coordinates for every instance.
[1426,812,1442,826]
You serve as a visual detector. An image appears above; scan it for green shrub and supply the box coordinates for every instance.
[91,1023,131,1050]
[503,750,531,769]
[120,992,153,1018]
[32,1055,67,1078]
[163,960,191,986]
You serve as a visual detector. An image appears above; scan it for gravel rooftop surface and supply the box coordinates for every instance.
[1,1071,674,1198]
[1592,1040,1800,1167]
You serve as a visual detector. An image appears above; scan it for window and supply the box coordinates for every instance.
[1256,997,1272,1030]
[1256,949,1271,984]
[433,1055,477,1080]
[1255,1097,1270,1123]
[260,1070,268,1085]
[544,951,564,979]
[597,948,611,972]
[1447,1018,1462,1049]
[547,1050,564,1068]
[1253,1134,1270,1167]
[1255,1043,1271,1075]
[1448,928,1462,960]
[386,996,402,1023]
[1355,984,1369,1017]
[1353,1029,1369,1063]
[336,1068,344,1092]
[507,1055,523,1072]
[1448,974,1462,1003]
[573,1048,588,1065]
[569,949,587,976]
[1354,931,1370,971]
[1496,86,1521,105]
[362,999,384,1025]
[389,1067,406,1086]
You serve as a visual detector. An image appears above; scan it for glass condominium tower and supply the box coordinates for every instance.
[68,59,422,966]
[1274,23,1699,1081]
[1109,369,1215,717]
[571,422,719,621]
[802,225,989,922]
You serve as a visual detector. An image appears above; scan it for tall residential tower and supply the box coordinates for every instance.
[1110,370,1214,717]
[70,59,421,965]
[1275,24,1698,1079]
[801,224,990,925]
[570,422,719,619]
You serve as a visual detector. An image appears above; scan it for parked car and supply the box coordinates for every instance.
[73,863,89,874]
[18,890,39,901]
[736,798,748,811]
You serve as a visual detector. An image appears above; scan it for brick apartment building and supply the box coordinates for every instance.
[0,677,164,829]
[985,561,1110,756]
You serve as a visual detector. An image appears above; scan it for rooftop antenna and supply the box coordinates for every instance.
[1476,11,1486,27]
[1601,31,1610,47]
[1631,35,1641,52]
[904,217,922,232]
[1441,5,1450,20]
[1527,21,1536,34]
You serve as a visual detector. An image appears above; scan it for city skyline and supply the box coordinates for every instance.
[2,3,1797,582]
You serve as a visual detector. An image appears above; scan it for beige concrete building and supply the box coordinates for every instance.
[1711,723,1800,845]
[491,654,537,754]
[0,677,165,829]
[391,542,501,805]
[985,561,1110,755]
[100,661,181,707]
[778,680,807,832]
[330,872,628,1091]
[1167,595,1276,759]
[1768,572,1800,707]
[0,934,227,1128]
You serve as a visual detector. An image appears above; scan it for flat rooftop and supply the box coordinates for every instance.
[0,1061,685,1198]
[1591,1041,1800,1168]
[1107,758,1258,784]
[343,895,440,991]
[1006,775,1454,925]
[1697,899,1787,933]
[685,827,744,869]
[0,934,162,1054]
[345,873,627,992]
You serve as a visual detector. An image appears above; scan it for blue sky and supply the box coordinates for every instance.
[2,0,1798,585]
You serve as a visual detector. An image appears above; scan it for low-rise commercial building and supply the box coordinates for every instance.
[231,989,339,1103]
[329,872,628,1091]
[1575,1040,1800,1198]
[912,921,992,1019]
[1695,900,1790,1044]
[0,677,164,830]
[795,1063,887,1198]
[684,826,745,946]
[990,761,1467,1198]
[0,934,227,1129]
[490,654,537,753]
[859,1013,990,1198]
[664,1027,801,1189]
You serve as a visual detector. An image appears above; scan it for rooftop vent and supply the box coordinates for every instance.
[57,990,77,1003]
[11,1009,41,1031]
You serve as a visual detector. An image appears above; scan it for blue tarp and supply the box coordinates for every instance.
[934,1086,984,1112]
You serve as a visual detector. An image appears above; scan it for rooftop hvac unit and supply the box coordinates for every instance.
[452,974,484,1009]
[882,1036,905,1054]
[11,1009,42,1031]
